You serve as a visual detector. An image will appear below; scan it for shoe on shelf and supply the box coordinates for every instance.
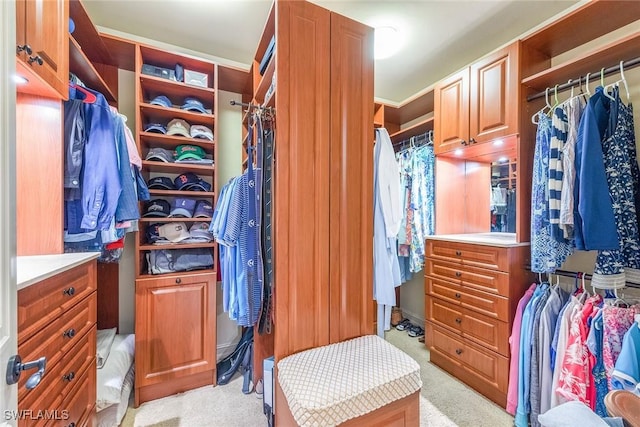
[395,319,412,331]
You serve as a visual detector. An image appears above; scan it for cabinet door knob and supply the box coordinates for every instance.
[460,140,467,146]
[455,293,461,298]
[175,278,182,284]
[67,423,76,427]
[16,44,32,55]
[455,349,463,355]
[63,328,76,339]
[27,55,43,66]
[455,271,462,277]
[455,318,462,324]
[63,371,75,382]
[63,287,75,296]
[469,137,476,144]
[455,251,462,256]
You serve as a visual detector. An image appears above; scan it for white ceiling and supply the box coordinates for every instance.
[83,0,580,104]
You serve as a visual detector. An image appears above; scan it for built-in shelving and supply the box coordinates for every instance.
[148,189,215,198]
[139,103,215,127]
[69,36,117,102]
[141,160,215,175]
[139,243,216,251]
[389,117,434,142]
[255,56,276,103]
[139,132,215,151]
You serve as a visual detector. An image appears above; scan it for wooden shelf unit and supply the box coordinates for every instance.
[69,36,117,102]
[139,131,215,151]
[389,117,434,143]
[139,103,215,127]
[140,160,215,175]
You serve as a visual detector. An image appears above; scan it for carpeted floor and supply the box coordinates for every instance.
[120,329,514,427]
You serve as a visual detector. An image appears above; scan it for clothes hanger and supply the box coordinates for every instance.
[547,84,560,116]
[585,72,592,97]
[533,88,551,124]
[612,287,629,308]
[619,61,631,102]
[69,82,97,104]
[601,67,617,101]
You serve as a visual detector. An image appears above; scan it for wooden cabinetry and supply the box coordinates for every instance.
[15,0,69,99]
[135,272,216,405]
[17,260,97,427]
[435,42,519,156]
[424,238,530,407]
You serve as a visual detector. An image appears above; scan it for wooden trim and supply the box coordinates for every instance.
[97,263,119,331]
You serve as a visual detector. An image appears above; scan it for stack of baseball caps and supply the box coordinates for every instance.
[143,95,214,141]
[146,173,212,192]
[144,145,213,165]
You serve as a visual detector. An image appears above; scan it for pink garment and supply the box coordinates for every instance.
[603,304,640,388]
[557,294,601,405]
[506,282,537,415]
[109,106,142,169]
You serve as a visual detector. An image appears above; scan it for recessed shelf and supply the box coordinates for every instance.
[69,36,117,102]
[141,160,214,175]
[139,74,215,97]
[139,132,215,151]
[139,103,215,127]
[255,55,275,104]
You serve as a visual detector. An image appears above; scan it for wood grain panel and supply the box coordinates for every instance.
[274,0,331,360]
[16,93,63,255]
[434,68,469,154]
[135,272,216,404]
[97,262,119,330]
[329,12,374,343]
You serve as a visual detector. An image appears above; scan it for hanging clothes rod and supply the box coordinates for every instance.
[526,267,640,289]
[526,56,640,102]
[230,100,275,113]
[393,130,433,148]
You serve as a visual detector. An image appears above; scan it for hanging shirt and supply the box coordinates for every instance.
[409,144,435,273]
[548,105,569,242]
[611,319,640,394]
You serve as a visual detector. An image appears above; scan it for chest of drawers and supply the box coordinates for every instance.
[424,237,531,407]
[17,259,97,427]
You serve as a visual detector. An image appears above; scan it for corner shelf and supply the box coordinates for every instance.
[69,36,117,103]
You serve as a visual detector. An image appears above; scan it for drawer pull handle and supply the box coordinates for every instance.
[63,328,76,339]
[63,371,75,382]
[16,44,32,55]
[176,278,182,284]
[67,423,76,427]
[455,293,461,298]
[455,349,463,355]
[455,318,462,324]
[455,251,462,256]
[28,55,43,66]
[63,287,75,296]
[455,272,462,277]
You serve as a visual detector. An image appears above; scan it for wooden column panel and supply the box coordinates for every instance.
[274,0,331,360]
[16,93,63,255]
[329,12,374,343]
[97,262,119,331]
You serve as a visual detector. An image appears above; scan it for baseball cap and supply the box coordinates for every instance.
[169,198,196,218]
[143,199,171,217]
[181,97,207,114]
[190,125,213,141]
[144,123,167,134]
[145,147,175,163]
[149,95,172,108]
[145,223,168,244]
[176,145,206,161]
[194,200,214,218]
[147,176,176,190]
[189,222,213,241]
[174,172,208,191]
[166,118,191,137]
[158,222,190,243]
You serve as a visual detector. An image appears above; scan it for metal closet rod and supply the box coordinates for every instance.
[527,267,640,289]
[526,56,640,102]
[229,100,275,113]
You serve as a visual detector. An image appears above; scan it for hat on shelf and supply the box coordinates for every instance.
[149,95,172,108]
[181,97,208,114]
[147,176,176,190]
[166,118,191,137]
[145,147,175,163]
[143,199,171,218]
[144,123,167,134]
[190,125,213,141]
[175,144,206,161]
[189,222,213,241]
[158,222,190,243]
[193,200,214,218]
[174,172,212,192]
[169,198,197,218]
[145,223,167,244]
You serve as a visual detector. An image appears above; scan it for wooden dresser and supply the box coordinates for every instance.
[17,255,98,427]
[424,235,531,407]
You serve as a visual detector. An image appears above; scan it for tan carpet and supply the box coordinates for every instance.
[120,330,513,426]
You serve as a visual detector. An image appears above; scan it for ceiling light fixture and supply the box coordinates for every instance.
[13,75,28,85]
[374,26,402,60]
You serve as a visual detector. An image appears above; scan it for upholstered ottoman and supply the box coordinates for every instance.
[277,335,422,426]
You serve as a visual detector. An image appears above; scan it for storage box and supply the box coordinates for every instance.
[184,69,208,88]
[141,64,176,81]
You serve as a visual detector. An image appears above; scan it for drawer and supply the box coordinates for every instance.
[59,292,97,356]
[426,239,508,271]
[426,322,508,394]
[425,258,509,296]
[19,261,96,343]
[50,359,96,427]
[425,277,509,321]
[59,325,96,399]
[426,296,509,355]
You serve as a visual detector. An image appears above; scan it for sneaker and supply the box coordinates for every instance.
[395,319,412,331]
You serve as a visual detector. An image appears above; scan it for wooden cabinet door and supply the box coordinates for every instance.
[469,42,519,144]
[16,0,26,56]
[135,273,216,389]
[434,68,469,155]
[23,0,68,97]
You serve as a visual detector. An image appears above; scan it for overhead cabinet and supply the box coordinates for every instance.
[435,42,519,156]
[15,0,69,99]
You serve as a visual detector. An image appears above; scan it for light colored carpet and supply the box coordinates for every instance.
[120,329,513,426]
